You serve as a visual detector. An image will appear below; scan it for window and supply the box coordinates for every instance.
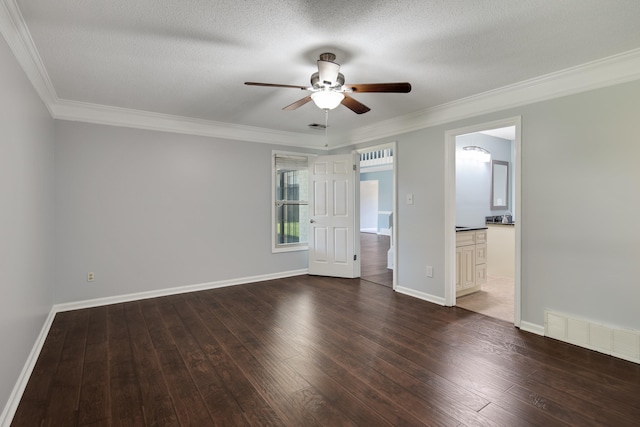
[273,152,309,252]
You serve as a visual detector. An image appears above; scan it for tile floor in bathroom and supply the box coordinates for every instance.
[456,275,514,323]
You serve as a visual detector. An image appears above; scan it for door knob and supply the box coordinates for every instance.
[310,219,315,223]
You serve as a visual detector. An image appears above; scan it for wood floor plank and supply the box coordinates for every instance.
[516,374,639,424]
[158,298,250,426]
[12,275,640,426]
[268,277,517,401]
[186,292,320,426]
[176,294,285,426]
[287,336,456,427]
[250,286,495,426]
[196,290,310,394]
[515,369,640,421]
[11,313,71,426]
[77,306,110,426]
[478,401,551,427]
[284,355,395,426]
[123,301,180,426]
[139,299,215,425]
[41,309,89,426]
[452,314,640,388]
[106,303,145,425]
[360,232,393,287]
[506,382,637,426]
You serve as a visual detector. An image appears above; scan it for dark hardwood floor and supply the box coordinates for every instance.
[12,275,640,426]
[361,232,393,287]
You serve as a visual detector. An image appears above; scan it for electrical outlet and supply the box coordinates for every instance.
[426,266,433,278]
[406,193,414,205]
[87,272,94,282]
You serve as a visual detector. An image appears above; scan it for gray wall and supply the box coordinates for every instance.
[0,37,54,411]
[338,79,640,332]
[456,133,513,227]
[54,121,316,303]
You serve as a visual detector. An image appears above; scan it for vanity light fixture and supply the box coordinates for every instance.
[462,145,491,162]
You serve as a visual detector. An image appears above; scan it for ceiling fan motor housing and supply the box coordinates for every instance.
[311,72,344,89]
[316,53,343,87]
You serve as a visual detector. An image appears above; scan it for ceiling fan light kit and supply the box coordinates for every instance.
[311,90,345,110]
[245,52,411,114]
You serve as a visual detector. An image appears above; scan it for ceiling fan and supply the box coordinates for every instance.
[245,53,412,114]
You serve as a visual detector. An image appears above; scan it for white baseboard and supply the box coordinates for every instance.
[395,286,446,306]
[54,269,308,313]
[0,309,57,427]
[519,321,545,336]
[545,310,640,364]
[0,269,308,426]
[360,228,377,233]
[378,228,391,236]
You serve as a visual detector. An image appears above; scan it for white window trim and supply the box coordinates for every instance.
[271,150,314,253]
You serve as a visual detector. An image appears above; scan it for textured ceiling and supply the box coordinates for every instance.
[13,0,640,138]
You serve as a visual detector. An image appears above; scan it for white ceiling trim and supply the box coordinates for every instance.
[336,48,640,147]
[0,0,325,148]
[3,0,640,149]
[0,0,57,112]
[51,100,326,148]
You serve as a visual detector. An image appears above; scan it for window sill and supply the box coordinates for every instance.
[273,245,308,253]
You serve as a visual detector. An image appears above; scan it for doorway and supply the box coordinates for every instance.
[444,118,521,326]
[357,143,397,289]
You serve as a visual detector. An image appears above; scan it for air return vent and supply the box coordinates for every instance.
[545,310,640,364]
[308,123,327,130]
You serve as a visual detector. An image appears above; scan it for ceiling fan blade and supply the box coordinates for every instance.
[341,94,371,114]
[343,82,412,93]
[245,82,309,90]
[283,96,313,110]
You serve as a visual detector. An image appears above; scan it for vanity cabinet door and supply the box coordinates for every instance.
[455,229,487,297]
[476,263,487,285]
[460,245,476,289]
[475,243,487,265]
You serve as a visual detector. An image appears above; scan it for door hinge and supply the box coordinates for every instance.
[354,254,357,261]
[353,164,357,171]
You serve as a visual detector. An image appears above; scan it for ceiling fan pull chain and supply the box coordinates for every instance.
[324,110,329,148]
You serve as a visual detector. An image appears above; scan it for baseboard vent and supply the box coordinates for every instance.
[545,310,640,364]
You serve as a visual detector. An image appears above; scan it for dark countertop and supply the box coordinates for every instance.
[486,221,515,226]
[455,226,488,232]
[485,215,513,225]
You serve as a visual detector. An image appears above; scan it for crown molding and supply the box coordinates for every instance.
[51,100,326,148]
[341,48,640,145]
[0,0,326,148]
[0,0,58,112]
[3,0,640,149]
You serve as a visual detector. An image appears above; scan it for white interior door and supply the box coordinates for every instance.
[308,153,359,278]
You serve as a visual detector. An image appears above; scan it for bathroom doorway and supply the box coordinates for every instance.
[444,118,521,326]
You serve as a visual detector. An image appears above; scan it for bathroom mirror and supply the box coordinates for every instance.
[490,160,509,209]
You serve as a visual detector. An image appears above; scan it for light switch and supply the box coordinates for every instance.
[406,193,414,205]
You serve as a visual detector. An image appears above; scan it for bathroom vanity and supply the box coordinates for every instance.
[455,227,488,297]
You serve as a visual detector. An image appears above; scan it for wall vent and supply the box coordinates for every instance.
[545,310,640,364]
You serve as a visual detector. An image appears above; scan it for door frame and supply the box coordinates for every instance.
[444,117,522,326]
[356,141,397,290]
